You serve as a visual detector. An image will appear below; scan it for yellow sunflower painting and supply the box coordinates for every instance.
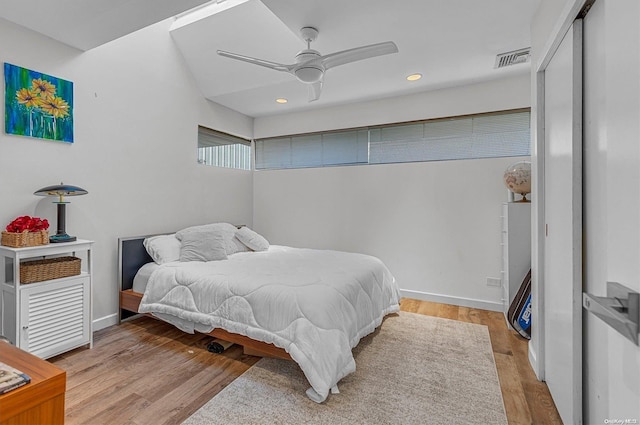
[4,62,74,142]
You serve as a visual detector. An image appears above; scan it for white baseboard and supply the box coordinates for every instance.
[93,313,119,332]
[400,289,503,312]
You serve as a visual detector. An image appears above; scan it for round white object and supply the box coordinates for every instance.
[503,161,532,200]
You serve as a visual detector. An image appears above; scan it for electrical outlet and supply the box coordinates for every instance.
[487,277,502,287]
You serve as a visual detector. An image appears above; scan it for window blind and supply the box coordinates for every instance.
[369,111,530,163]
[254,109,530,170]
[255,129,368,170]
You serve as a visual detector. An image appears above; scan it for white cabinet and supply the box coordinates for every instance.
[501,203,531,324]
[0,239,93,359]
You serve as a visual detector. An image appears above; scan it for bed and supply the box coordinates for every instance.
[118,223,400,403]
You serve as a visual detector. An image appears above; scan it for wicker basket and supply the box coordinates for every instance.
[20,256,81,284]
[1,230,50,248]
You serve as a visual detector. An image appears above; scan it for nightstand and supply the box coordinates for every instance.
[0,239,93,358]
[0,341,66,425]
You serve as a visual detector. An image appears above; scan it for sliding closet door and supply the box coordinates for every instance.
[543,20,583,425]
[583,0,640,421]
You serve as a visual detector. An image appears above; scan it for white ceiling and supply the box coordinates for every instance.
[0,0,539,118]
[0,0,211,50]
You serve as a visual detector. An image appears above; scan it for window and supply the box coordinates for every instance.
[255,109,530,170]
[255,129,368,170]
[198,126,251,170]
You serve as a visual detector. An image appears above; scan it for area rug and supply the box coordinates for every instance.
[183,312,507,425]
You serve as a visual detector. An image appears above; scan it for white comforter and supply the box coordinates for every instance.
[138,245,400,402]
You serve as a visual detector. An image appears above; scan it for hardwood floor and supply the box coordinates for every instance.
[49,298,562,424]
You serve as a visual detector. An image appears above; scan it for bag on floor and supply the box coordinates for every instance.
[508,269,532,339]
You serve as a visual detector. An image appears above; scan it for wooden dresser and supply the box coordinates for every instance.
[0,342,66,425]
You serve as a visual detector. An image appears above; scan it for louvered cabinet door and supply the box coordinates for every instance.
[19,275,91,359]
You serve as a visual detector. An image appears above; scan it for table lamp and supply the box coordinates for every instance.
[34,183,88,243]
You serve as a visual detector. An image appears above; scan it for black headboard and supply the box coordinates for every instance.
[118,235,154,321]
[118,236,154,291]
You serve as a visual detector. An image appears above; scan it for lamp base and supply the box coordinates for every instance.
[50,233,77,243]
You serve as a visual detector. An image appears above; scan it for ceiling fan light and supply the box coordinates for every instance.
[295,66,323,84]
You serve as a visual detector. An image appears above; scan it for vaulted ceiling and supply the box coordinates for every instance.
[0,0,539,118]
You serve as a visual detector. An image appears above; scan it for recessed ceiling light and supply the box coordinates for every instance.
[406,73,422,81]
[275,98,288,104]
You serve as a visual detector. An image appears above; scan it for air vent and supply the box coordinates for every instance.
[494,48,531,68]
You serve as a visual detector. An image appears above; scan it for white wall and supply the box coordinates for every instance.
[0,18,254,329]
[254,75,531,310]
[255,75,530,138]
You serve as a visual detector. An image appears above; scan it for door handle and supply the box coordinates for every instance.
[583,282,639,346]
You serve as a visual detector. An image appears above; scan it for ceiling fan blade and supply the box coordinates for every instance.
[308,80,323,102]
[320,41,398,70]
[217,50,294,72]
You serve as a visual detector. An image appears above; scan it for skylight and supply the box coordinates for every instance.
[171,0,250,31]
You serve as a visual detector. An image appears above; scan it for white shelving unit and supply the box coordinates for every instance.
[0,239,93,359]
[501,202,531,325]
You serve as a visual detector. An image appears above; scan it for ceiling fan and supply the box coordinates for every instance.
[217,27,398,102]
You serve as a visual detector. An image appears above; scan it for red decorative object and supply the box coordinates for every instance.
[5,216,50,233]
[2,216,50,247]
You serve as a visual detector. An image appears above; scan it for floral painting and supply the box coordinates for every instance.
[4,63,73,143]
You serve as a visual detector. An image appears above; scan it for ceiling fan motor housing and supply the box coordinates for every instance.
[294,49,324,83]
[295,65,324,83]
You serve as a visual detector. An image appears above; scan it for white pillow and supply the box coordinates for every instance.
[179,231,228,262]
[176,223,239,255]
[143,234,181,264]
[231,235,252,254]
[235,227,270,252]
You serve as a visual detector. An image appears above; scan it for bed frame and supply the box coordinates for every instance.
[118,235,291,360]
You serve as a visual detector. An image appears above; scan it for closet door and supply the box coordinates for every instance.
[583,0,640,421]
[543,20,583,425]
